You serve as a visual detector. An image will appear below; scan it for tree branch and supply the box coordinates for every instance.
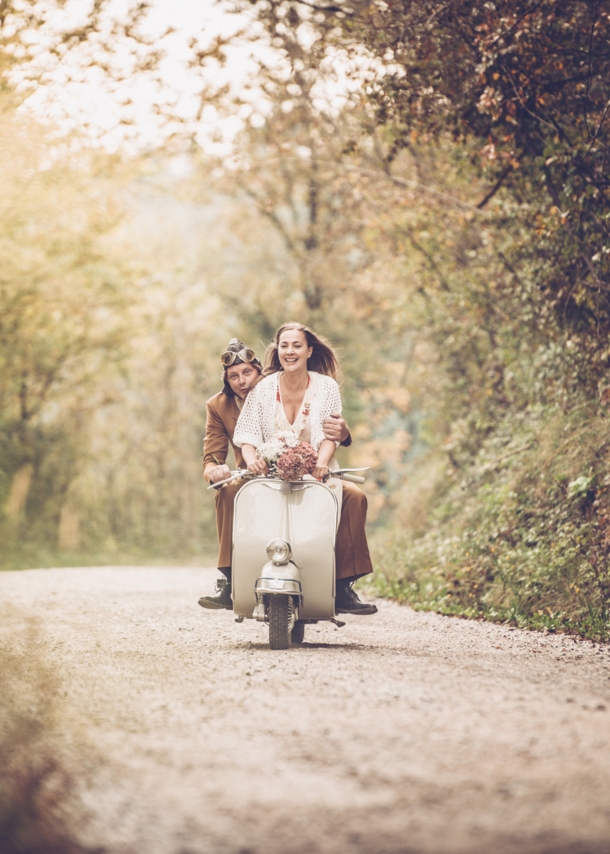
[250,156,487,214]
[476,163,513,209]
[240,185,299,256]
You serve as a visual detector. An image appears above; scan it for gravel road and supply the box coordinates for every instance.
[2,565,610,854]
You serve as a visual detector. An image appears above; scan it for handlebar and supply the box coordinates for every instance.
[340,473,366,484]
[207,467,370,490]
[206,469,253,490]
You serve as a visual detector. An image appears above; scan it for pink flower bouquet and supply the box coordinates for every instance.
[276,441,318,481]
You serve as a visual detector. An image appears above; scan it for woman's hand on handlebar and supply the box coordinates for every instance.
[247,458,269,476]
[241,443,268,477]
[312,462,329,481]
[313,439,334,481]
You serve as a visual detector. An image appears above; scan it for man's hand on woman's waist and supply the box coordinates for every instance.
[322,413,351,445]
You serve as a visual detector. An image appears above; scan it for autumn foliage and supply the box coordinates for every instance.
[1,0,610,636]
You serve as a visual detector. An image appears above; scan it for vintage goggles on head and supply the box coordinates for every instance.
[221,348,257,367]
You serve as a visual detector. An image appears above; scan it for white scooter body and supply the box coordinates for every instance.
[232,477,339,622]
[209,467,367,649]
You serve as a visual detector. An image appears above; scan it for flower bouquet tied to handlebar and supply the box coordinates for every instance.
[256,431,317,480]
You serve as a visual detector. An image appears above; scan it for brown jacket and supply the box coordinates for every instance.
[202,391,245,476]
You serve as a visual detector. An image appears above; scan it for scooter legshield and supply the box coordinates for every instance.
[232,479,338,620]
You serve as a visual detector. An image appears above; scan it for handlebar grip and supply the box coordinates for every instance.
[207,470,250,490]
[341,474,365,484]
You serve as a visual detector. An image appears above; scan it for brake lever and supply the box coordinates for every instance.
[325,467,370,484]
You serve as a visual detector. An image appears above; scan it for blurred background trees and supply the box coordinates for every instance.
[0,99,238,564]
[0,97,134,562]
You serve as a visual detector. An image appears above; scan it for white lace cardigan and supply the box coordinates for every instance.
[233,371,342,452]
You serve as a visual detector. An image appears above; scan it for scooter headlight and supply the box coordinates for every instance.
[266,538,291,565]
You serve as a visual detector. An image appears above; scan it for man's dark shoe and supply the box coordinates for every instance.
[335,582,378,616]
[198,578,232,610]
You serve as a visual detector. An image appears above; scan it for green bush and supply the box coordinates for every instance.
[374,401,610,640]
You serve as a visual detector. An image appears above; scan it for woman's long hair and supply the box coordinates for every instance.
[263,322,339,380]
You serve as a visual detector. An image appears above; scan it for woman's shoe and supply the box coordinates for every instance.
[335,581,378,615]
[198,578,232,610]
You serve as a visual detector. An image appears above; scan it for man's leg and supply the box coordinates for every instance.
[199,481,240,610]
[335,482,377,615]
[215,480,240,568]
[336,481,373,580]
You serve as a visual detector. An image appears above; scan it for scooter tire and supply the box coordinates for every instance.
[291,620,305,645]
[268,596,294,650]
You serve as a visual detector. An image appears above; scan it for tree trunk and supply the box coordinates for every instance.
[4,464,34,520]
[58,502,80,551]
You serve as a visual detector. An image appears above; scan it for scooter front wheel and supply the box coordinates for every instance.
[268,596,295,650]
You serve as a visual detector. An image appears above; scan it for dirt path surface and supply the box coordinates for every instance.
[2,566,610,854]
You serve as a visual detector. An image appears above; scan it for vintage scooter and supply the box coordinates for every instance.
[209,468,367,649]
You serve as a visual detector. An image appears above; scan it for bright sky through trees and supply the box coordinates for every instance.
[14,0,375,155]
[16,0,267,152]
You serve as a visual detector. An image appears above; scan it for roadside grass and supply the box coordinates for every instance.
[0,610,102,854]
[372,402,610,641]
[0,548,218,572]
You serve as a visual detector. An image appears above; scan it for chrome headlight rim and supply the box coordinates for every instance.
[266,538,292,565]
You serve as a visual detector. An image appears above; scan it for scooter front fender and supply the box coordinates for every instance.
[255,560,302,598]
